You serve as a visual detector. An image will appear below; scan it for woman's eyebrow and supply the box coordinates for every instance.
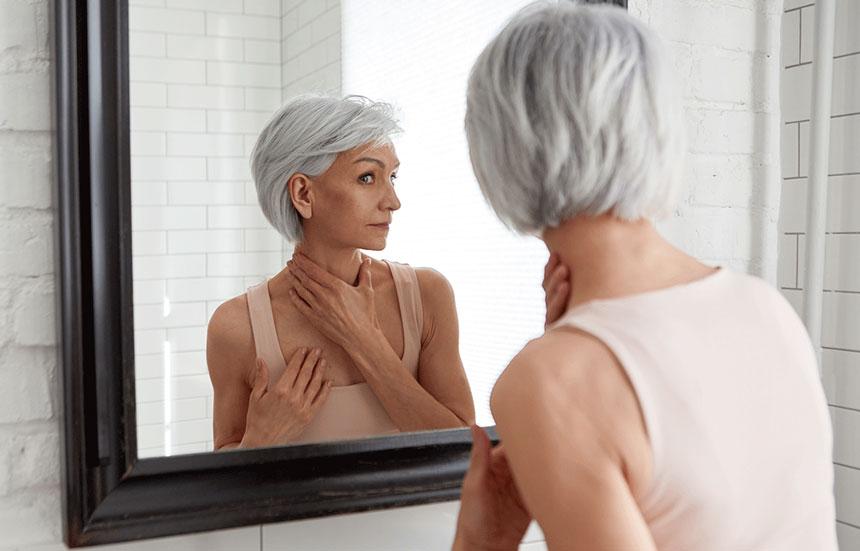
[352,157,401,169]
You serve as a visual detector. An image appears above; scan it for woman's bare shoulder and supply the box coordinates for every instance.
[208,294,252,340]
[492,328,653,499]
[206,293,256,382]
[491,329,621,424]
[413,267,456,309]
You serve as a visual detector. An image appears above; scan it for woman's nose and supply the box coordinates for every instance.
[383,182,401,211]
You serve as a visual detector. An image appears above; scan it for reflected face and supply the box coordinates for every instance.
[301,142,401,250]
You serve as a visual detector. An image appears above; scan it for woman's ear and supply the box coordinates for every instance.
[288,173,313,220]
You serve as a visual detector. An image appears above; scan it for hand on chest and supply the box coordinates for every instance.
[272,286,406,386]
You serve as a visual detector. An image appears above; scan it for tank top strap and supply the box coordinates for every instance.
[383,260,423,374]
[245,280,288,387]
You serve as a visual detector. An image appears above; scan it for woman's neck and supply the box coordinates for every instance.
[289,239,365,286]
[541,213,691,311]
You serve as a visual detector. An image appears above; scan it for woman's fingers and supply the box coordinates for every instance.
[542,252,559,290]
[490,442,506,461]
[544,264,568,301]
[289,263,328,298]
[251,357,269,399]
[290,276,319,308]
[489,444,514,482]
[291,253,342,289]
[289,288,319,322]
[468,425,491,476]
[278,347,309,388]
[358,258,373,290]
[302,357,326,402]
[292,348,321,392]
[544,260,571,327]
[309,378,333,411]
[545,281,569,324]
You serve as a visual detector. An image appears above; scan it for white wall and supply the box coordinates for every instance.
[0,0,784,549]
[778,0,860,548]
[128,0,287,457]
[281,0,341,98]
[129,0,344,459]
[642,0,784,282]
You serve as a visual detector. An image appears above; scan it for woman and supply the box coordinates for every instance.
[206,95,475,450]
[453,3,836,550]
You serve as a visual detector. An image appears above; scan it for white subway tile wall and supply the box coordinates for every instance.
[128,0,295,457]
[281,0,341,97]
[779,0,860,545]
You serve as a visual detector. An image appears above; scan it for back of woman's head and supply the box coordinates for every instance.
[465,1,685,235]
[250,94,401,243]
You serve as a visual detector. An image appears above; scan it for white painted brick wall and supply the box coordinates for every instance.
[643,0,784,281]
[0,0,783,548]
[0,0,64,546]
[777,0,860,547]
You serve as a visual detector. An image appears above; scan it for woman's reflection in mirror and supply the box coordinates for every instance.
[206,95,475,450]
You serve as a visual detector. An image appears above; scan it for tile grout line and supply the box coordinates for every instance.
[829,404,860,414]
[838,520,860,531]
[795,233,800,287]
[796,121,800,176]
[834,462,860,473]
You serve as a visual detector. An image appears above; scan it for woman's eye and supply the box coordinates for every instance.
[390,173,398,184]
[359,174,374,185]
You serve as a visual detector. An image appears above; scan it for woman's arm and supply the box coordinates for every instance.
[489,332,656,551]
[207,297,332,450]
[286,254,474,431]
[351,268,475,430]
[206,297,255,450]
[414,268,475,424]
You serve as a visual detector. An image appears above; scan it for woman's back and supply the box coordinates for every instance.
[546,267,837,550]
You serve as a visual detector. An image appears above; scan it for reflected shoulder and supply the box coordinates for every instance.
[208,294,250,333]
[206,294,254,359]
[413,267,455,305]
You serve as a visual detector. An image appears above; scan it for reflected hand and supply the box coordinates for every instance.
[286,252,380,352]
[241,349,332,448]
[543,251,571,329]
[453,426,531,551]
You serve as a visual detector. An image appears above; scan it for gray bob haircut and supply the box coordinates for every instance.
[250,94,402,243]
[465,1,686,235]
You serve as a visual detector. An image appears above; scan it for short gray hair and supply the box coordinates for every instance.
[250,94,402,243]
[465,1,686,235]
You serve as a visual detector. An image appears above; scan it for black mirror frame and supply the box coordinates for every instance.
[53,0,626,547]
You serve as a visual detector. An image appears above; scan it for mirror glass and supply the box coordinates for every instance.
[129,0,549,457]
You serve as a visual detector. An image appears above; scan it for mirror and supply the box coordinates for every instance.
[128,0,553,457]
[59,0,633,545]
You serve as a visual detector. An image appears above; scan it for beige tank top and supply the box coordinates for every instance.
[545,267,837,550]
[245,259,423,444]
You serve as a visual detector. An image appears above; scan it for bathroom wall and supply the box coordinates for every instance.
[128,0,286,457]
[642,0,783,283]
[280,0,341,98]
[128,0,344,459]
[778,0,860,548]
[0,0,783,548]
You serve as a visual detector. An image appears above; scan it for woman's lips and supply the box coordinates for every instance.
[370,223,390,229]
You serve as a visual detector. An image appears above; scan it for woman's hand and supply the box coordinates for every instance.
[240,348,332,448]
[543,251,571,329]
[286,252,381,352]
[453,425,532,551]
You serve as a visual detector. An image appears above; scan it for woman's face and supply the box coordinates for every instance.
[297,142,401,251]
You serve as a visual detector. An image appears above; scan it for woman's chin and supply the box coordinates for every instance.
[357,238,386,251]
